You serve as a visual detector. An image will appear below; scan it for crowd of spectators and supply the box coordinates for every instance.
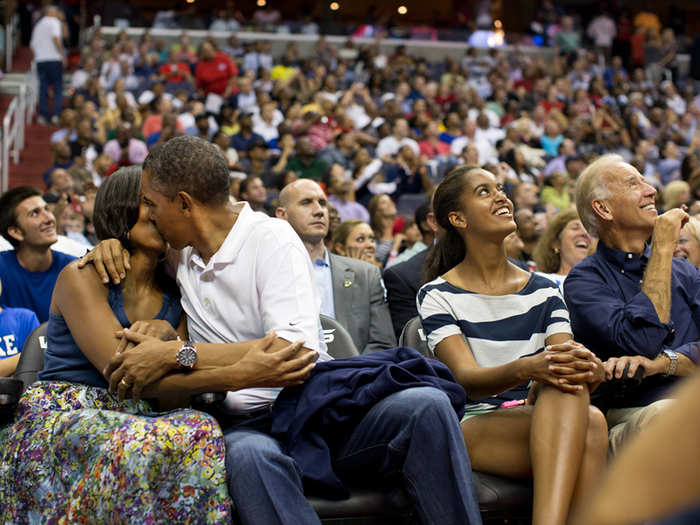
[29,4,700,271]
[1,2,700,523]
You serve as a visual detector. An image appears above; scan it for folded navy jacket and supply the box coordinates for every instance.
[270,346,466,498]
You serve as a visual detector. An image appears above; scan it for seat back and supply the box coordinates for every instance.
[14,322,48,392]
[398,316,433,359]
[320,315,360,359]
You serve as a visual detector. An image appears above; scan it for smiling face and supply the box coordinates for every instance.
[598,162,658,234]
[453,169,516,241]
[674,225,700,268]
[556,219,592,274]
[9,196,57,249]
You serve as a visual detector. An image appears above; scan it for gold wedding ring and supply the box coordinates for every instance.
[119,378,131,388]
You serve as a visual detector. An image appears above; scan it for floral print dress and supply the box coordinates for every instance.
[0,381,233,524]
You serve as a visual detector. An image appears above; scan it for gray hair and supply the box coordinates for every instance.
[575,154,622,236]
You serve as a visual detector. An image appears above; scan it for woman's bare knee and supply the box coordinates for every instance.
[586,406,609,456]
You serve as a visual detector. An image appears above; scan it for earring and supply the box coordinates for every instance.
[126,231,130,241]
[554,247,560,254]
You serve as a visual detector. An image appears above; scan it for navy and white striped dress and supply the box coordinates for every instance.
[417,273,572,405]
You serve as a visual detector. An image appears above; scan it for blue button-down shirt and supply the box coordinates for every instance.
[313,249,336,319]
[564,242,700,407]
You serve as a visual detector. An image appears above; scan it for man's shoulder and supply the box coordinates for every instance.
[672,256,700,283]
[51,249,78,267]
[384,249,427,280]
[330,253,378,276]
[568,251,603,277]
[241,212,301,249]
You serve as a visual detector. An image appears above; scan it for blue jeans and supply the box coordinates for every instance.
[36,60,63,120]
[223,387,482,525]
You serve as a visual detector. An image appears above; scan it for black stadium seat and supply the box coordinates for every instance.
[13,322,48,391]
[0,322,48,425]
[320,314,360,358]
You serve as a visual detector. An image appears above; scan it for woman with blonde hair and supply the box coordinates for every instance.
[331,218,380,266]
[533,209,594,286]
[674,216,700,268]
[367,194,401,265]
[661,180,690,211]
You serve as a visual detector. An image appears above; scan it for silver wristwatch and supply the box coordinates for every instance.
[662,349,678,376]
[176,340,197,370]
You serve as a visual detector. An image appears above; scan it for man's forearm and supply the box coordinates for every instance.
[193,337,293,368]
[674,354,695,376]
[641,242,674,323]
[142,364,250,397]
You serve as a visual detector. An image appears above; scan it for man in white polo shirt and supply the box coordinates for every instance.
[30,6,65,125]
[83,136,481,525]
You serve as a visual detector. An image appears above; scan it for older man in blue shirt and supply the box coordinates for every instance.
[564,154,698,455]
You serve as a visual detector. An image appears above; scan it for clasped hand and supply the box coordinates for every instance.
[529,340,604,394]
[105,328,179,401]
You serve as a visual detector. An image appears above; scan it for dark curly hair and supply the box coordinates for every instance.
[143,136,230,206]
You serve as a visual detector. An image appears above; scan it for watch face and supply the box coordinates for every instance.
[178,345,197,368]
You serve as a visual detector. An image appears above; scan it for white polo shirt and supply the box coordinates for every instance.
[175,202,330,413]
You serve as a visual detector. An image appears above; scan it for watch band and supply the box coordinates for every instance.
[663,349,678,376]
[176,340,197,370]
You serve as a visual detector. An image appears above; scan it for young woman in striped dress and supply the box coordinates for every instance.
[418,165,608,525]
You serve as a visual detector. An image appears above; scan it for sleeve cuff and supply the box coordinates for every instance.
[626,291,676,345]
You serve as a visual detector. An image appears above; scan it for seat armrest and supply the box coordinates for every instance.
[191,391,227,411]
[0,377,23,405]
[0,377,23,424]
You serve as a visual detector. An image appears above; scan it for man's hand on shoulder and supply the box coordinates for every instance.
[77,238,130,284]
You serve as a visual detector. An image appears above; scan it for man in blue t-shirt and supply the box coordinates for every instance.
[0,186,76,323]
[0,275,39,376]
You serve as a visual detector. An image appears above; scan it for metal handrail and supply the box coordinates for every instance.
[2,96,17,191]
[0,65,37,192]
[5,13,17,74]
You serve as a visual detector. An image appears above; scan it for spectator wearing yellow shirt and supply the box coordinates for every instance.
[541,171,571,211]
[271,56,299,83]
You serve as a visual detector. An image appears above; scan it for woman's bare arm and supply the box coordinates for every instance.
[435,332,594,400]
[52,261,126,375]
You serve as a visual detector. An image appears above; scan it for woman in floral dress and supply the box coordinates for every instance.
[0,167,232,524]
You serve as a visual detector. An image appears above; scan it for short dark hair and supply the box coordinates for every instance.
[414,201,432,236]
[143,136,230,205]
[92,166,142,249]
[0,186,43,247]
[239,175,262,197]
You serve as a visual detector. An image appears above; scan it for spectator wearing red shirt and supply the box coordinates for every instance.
[538,86,564,114]
[158,52,194,93]
[418,121,450,159]
[194,41,238,98]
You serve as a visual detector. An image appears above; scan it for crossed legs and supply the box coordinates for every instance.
[461,386,608,525]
